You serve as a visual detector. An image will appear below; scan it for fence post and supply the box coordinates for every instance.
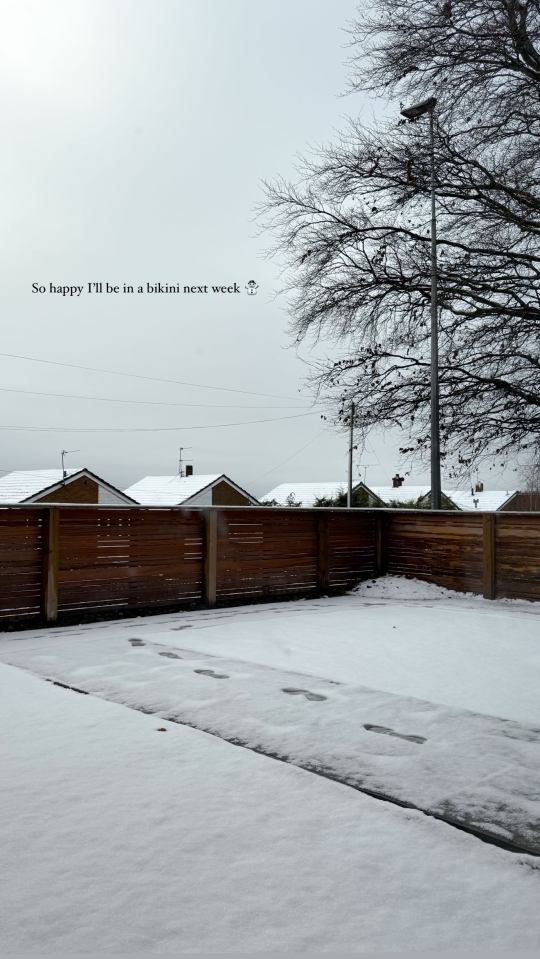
[317,512,330,594]
[375,511,388,576]
[42,507,60,624]
[204,509,218,607]
[482,514,496,599]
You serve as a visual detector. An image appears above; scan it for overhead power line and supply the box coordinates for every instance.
[0,352,306,402]
[251,430,328,483]
[0,385,315,411]
[0,412,320,433]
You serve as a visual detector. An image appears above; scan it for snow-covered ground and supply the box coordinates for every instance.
[9,575,536,720]
[1,576,539,952]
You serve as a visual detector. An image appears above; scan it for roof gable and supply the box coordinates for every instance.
[183,474,259,506]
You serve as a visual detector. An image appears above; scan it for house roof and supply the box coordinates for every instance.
[368,484,518,510]
[0,468,136,504]
[368,485,432,505]
[444,489,518,511]
[124,474,259,506]
[263,482,349,507]
[0,469,80,503]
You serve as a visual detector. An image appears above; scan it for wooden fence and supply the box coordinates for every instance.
[0,504,537,627]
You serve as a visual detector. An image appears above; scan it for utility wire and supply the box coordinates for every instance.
[0,412,320,433]
[251,430,328,483]
[0,352,306,402]
[0,385,315,411]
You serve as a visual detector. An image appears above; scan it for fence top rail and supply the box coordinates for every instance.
[0,503,539,518]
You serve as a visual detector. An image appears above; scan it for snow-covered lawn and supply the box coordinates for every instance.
[1,577,539,952]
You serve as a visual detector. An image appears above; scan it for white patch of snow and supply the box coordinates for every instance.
[1,662,539,953]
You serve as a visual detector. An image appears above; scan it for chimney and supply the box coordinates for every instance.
[475,481,483,493]
[392,473,404,488]
[185,464,193,477]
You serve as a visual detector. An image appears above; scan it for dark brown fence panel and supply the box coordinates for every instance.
[58,508,131,615]
[495,514,540,601]
[57,508,204,616]
[0,508,45,623]
[216,508,319,601]
[385,512,485,594]
[126,508,204,610]
[327,511,377,589]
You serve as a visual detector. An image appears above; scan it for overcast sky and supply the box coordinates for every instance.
[0,0,520,497]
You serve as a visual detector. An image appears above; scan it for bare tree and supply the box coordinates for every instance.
[261,0,540,473]
[521,442,540,490]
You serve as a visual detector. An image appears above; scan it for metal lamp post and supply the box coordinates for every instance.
[400,96,441,509]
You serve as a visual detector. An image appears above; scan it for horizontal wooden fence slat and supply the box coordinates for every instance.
[385,512,486,595]
[0,505,538,628]
[0,509,46,623]
[53,507,206,619]
[495,514,540,601]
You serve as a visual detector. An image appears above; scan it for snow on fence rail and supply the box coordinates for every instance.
[0,505,537,626]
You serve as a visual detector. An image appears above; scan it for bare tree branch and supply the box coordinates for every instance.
[259,0,540,474]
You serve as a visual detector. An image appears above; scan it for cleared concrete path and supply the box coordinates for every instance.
[2,628,539,855]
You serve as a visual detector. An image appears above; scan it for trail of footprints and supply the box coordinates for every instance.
[127,638,426,742]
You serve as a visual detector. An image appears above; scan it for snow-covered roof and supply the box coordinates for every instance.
[262,480,519,512]
[368,484,518,510]
[0,469,81,504]
[0,468,136,505]
[124,474,259,506]
[263,482,348,507]
[124,474,221,505]
[368,485,432,505]
[445,490,517,511]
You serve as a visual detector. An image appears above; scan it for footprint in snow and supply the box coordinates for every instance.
[129,639,145,647]
[159,651,182,659]
[363,724,426,744]
[282,687,327,702]
[194,668,230,679]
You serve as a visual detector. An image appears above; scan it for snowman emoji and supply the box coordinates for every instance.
[245,280,259,295]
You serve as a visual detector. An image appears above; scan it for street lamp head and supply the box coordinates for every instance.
[400,96,437,120]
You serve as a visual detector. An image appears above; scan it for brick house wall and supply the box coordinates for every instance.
[36,476,99,504]
[211,480,252,506]
[500,492,540,512]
